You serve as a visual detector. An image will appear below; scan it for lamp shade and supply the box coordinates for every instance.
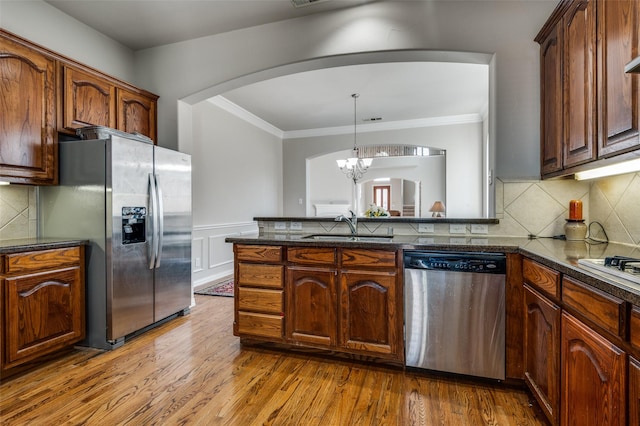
[429,201,446,217]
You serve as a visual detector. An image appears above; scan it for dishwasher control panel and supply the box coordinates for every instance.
[404,251,506,274]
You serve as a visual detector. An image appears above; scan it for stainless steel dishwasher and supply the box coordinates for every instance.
[404,251,506,380]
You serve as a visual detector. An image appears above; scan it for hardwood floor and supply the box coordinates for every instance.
[1,295,548,425]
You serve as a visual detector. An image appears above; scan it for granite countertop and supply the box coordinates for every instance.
[0,238,89,254]
[226,233,640,305]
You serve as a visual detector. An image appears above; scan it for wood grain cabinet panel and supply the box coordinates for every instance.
[561,312,626,426]
[237,263,283,289]
[596,0,640,157]
[286,266,337,347]
[117,88,157,142]
[523,284,560,426]
[236,245,282,263]
[630,357,640,426]
[339,270,399,357]
[0,33,57,185]
[61,64,116,133]
[1,245,85,373]
[562,0,597,168]
[523,258,561,300]
[539,20,564,176]
[341,249,396,269]
[562,276,625,338]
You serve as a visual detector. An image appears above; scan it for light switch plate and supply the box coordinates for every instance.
[471,224,488,234]
[290,222,302,231]
[449,224,467,234]
[274,221,287,230]
[418,223,435,233]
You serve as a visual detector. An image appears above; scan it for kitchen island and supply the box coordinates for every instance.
[227,231,640,425]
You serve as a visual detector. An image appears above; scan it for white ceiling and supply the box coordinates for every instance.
[45,0,376,50]
[44,0,491,134]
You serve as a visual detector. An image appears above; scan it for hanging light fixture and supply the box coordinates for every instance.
[336,93,373,182]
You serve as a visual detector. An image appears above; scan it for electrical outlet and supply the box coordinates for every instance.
[194,257,201,269]
[418,223,434,233]
[449,224,467,234]
[471,224,488,234]
[274,221,287,230]
[290,222,302,231]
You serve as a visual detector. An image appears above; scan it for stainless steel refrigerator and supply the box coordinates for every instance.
[39,132,192,350]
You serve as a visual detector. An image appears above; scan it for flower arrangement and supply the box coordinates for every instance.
[364,204,389,217]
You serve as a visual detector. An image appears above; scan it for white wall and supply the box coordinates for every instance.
[1,0,136,82]
[291,121,481,217]
[134,0,554,179]
[190,100,282,286]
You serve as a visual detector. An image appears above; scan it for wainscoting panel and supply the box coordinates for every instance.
[192,222,258,289]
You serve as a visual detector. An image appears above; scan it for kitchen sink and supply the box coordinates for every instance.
[302,234,394,242]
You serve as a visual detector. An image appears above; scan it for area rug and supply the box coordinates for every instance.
[194,279,234,297]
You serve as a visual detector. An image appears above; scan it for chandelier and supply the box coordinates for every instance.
[336,93,372,182]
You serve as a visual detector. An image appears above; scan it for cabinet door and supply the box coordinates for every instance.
[339,270,400,358]
[0,35,56,184]
[4,267,84,368]
[523,284,560,425]
[61,64,116,133]
[630,357,640,426]
[596,0,640,157]
[563,0,597,168]
[561,312,626,426]
[117,88,157,142]
[286,266,337,347]
[540,21,564,176]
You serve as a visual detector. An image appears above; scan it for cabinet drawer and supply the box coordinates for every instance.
[238,287,283,314]
[238,263,283,288]
[523,258,560,299]
[236,245,282,262]
[562,276,625,337]
[237,312,283,339]
[287,247,336,266]
[341,249,396,269]
[2,247,81,275]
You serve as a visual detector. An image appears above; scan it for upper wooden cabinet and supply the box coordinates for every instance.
[562,0,597,168]
[61,64,117,132]
[536,0,640,179]
[0,30,158,185]
[0,34,57,185]
[597,0,640,157]
[60,64,158,142]
[117,87,157,142]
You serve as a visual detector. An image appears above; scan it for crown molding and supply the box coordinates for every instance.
[208,96,284,138]
[209,96,483,140]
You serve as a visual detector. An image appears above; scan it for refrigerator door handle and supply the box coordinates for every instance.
[154,174,164,269]
[148,173,159,269]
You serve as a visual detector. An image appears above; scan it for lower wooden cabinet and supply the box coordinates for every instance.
[561,311,626,426]
[233,246,284,341]
[340,270,399,356]
[523,284,560,425]
[233,243,403,362]
[629,357,640,426]
[1,245,85,373]
[286,266,337,346]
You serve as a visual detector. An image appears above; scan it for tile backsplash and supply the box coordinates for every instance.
[1,171,638,246]
[0,185,37,240]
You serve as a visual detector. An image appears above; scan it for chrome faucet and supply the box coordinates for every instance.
[335,210,357,237]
